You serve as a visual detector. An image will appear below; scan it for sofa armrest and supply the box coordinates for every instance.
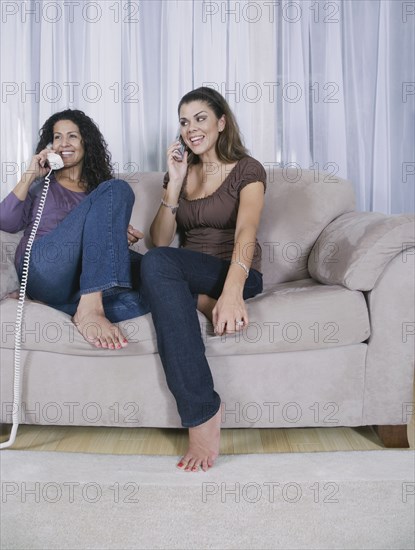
[308,211,415,291]
[363,249,415,424]
[0,230,21,299]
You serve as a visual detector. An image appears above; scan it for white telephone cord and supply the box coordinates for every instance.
[0,169,52,449]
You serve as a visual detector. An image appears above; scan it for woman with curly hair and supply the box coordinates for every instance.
[0,109,149,348]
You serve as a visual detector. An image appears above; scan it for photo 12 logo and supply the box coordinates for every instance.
[1,81,140,104]
[1,1,140,24]
[202,481,340,504]
[1,481,140,504]
[1,401,141,425]
[201,1,341,24]
[203,81,340,105]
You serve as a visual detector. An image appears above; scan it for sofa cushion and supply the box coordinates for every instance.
[0,231,20,299]
[205,278,370,356]
[308,211,415,290]
[0,279,370,357]
[255,168,355,288]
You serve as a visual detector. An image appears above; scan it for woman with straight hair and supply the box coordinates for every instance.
[141,87,267,471]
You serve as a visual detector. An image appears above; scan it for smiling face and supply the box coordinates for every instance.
[179,100,225,158]
[52,119,85,168]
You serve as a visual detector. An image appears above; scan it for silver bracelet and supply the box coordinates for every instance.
[161,198,179,214]
[230,260,249,278]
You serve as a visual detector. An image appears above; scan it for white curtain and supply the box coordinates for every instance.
[1,0,413,213]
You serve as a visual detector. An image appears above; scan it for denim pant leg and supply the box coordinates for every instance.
[140,247,263,428]
[101,250,150,322]
[22,179,149,321]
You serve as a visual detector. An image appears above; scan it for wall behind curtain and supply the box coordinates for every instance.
[0,0,413,213]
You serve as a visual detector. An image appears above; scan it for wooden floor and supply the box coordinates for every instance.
[1,422,413,455]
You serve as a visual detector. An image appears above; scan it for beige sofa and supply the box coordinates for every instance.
[1,168,414,446]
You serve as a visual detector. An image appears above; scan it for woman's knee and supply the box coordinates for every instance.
[99,179,135,203]
[141,247,179,281]
[141,247,169,273]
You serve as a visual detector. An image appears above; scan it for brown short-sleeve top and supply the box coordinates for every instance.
[163,156,267,273]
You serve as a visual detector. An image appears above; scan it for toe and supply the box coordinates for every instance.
[111,327,128,349]
[100,337,110,349]
[185,458,197,471]
[111,333,121,349]
[192,459,202,472]
[176,458,186,469]
[114,328,128,348]
[105,333,117,349]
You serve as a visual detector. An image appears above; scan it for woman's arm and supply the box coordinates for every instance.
[149,143,188,247]
[0,149,52,233]
[12,149,51,201]
[212,180,265,335]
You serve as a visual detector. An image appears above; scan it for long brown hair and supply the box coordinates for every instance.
[178,87,248,165]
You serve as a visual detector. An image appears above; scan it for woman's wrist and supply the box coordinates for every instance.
[21,170,37,185]
[160,198,179,214]
[230,259,249,278]
[13,171,37,200]
[222,275,245,295]
[168,175,184,185]
[166,178,184,195]
[163,190,181,207]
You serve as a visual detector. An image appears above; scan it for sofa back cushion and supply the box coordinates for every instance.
[126,172,180,252]
[126,168,356,288]
[257,168,355,287]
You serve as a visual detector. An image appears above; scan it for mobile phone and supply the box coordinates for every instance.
[173,133,186,161]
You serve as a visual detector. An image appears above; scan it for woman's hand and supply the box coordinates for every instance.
[26,148,56,180]
[212,288,248,336]
[166,140,188,189]
[12,148,58,201]
[127,224,144,246]
[148,140,187,247]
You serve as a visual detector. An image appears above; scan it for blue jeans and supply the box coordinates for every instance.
[140,247,263,428]
[20,179,149,322]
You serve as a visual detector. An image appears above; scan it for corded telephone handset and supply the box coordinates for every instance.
[47,150,64,170]
[0,147,63,449]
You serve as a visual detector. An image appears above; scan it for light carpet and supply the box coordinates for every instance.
[1,449,414,550]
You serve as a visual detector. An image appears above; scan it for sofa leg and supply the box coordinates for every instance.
[373,425,409,448]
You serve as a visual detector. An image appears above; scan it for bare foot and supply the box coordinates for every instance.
[177,406,222,472]
[72,292,128,350]
[197,294,217,323]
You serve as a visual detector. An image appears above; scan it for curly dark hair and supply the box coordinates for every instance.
[178,87,248,166]
[35,109,113,193]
